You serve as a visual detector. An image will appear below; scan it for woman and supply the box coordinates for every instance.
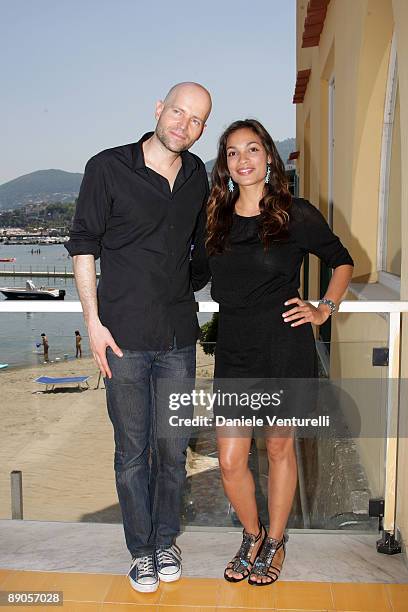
[75,330,82,358]
[206,119,354,586]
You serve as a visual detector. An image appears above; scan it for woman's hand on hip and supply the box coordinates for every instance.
[282,297,331,327]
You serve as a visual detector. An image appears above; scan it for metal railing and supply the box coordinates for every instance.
[0,264,100,278]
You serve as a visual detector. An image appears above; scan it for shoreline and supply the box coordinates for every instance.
[0,353,85,373]
[1,342,214,374]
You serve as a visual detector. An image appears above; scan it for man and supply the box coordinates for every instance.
[65,82,211,593]
[40,333,49,362]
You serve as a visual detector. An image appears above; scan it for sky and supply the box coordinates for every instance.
[0,0,296,184]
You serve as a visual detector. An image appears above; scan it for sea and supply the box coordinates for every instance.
[0,244,213,368]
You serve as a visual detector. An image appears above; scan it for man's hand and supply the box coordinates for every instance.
[88,319,123,378]
[71,254,123,378]
[282,297,331,327]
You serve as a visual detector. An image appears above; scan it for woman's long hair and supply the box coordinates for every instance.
[206,119,292,255]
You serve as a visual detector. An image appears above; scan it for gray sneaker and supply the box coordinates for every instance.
[128,554,159,593]
[155,544,182,582]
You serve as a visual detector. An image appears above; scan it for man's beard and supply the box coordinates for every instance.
[156,123,191,153]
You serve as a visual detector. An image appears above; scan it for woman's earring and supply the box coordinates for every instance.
[228,177,234,193]
[265,163,271,184]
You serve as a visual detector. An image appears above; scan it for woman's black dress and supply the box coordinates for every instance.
[209,197,354,419]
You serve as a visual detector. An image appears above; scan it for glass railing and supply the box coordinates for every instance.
[183,334,388,531]
[0,308,395,534]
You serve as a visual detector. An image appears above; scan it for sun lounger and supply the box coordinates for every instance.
[35,375,90,391]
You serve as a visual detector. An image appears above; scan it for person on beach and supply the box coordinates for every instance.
[206,119,354,585]
[65,82,212,593]
[40,333,49,362]
[75,330,82,358]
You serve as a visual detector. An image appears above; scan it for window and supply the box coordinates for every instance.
[378,33,401,280]
[328,75,335,230]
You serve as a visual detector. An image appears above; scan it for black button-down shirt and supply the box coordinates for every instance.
[65,132,209,350]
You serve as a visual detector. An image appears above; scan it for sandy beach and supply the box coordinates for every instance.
[0,346,216,523]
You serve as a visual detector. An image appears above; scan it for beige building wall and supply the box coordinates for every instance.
[295,0,407,553]
[392,0,408,564]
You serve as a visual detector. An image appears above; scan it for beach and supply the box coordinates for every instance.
[0,346,216,523]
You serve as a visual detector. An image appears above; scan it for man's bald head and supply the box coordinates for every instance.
[154,82,212,153]
[163,82,212,121]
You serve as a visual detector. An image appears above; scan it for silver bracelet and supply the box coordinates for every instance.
[317,298,337,315]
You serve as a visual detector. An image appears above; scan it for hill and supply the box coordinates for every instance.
[0,169,83,210]
[204,137,296,174]
[1,137,296,210]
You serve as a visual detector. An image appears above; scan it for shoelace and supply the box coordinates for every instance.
[156,544,182,567]
[128,554,155,577]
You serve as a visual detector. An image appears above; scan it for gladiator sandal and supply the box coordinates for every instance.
[248,534,286,586]
[224,519,266,583]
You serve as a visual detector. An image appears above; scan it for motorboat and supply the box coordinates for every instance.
[0,280,65,300]
[0,257,16,262]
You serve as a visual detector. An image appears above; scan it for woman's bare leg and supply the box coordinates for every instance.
[267,428,297,538]
[251,427,296,584]
[217,431,263,580]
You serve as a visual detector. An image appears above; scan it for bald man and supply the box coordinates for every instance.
[66,83,212,593]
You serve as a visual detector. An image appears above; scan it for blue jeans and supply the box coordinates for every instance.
[105,339,196,557]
